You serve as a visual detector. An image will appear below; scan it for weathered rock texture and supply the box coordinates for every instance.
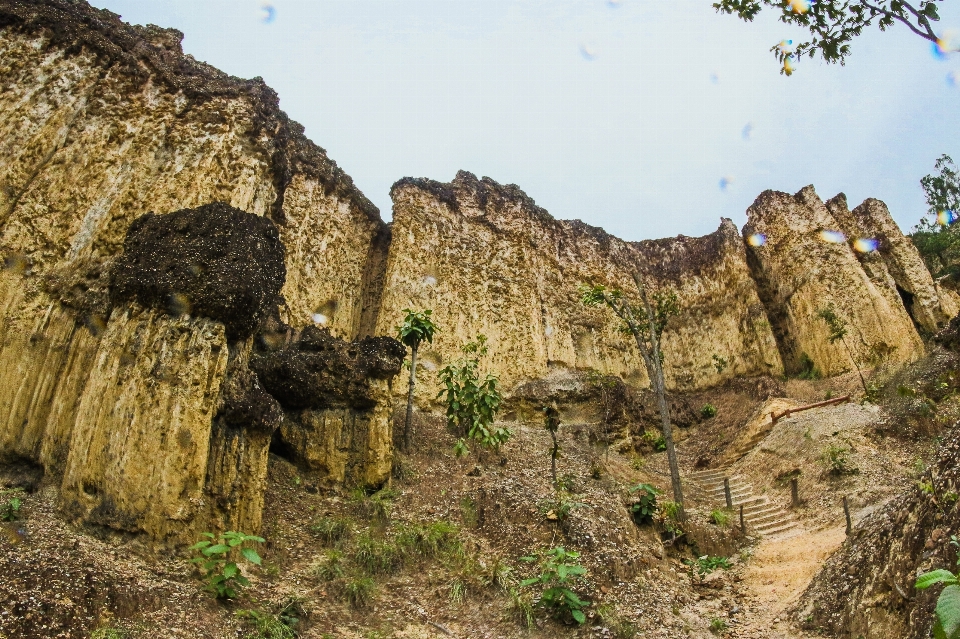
[0,0,397,545]
[827,194,959,335]
[0,0,952,547]
[744,186,928,376]
[378,171,784,400]
[796,424,960,639]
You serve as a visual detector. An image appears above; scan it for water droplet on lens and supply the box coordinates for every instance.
[580,44,597,61]
[3,253,30,275]
[819,230,846,244]
[423,275,437,286]
[938,210,957,225]
[747,233,767,247]
[853,238,879,253]
[312,313,328,325]
[260,3,276,23]
[742,123,753,141]
[719,176,734,191]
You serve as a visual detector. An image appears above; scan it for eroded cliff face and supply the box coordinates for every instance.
[796,422,960,639]
[744,186,927,377]
[0,0,398,545]
[378,171,784,399]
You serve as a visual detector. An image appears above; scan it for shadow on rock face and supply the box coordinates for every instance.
[251,325,404,411]
[110,202,286,340]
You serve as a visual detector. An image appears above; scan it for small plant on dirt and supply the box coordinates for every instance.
[628,482,661,525]
[310,515,352,546]
[349,487,397,523]
[312,549,345,582]
[507,587,535,629]
[397,308,439,451]
[189,531,264,599]
[342,576,376,609]
[236,608,296,639]
[396,520,461,559]
[596,604,639,639]
[354,533,402,575]
[0,492,22,522]
[822,444,858,476]
[690,555,732,576]
[641,430,667,452]
[91,629,130,639]
[537,493,584,523]
[459,496,478,528]
[629,454,646,471]
[712,354,729,374]
[700,403,718,419]
[710,508,730,527]
[796,353,821,380]
[437,334,509,460]
[520,547,591,625]
[709,617,729,634]
[658,500,684,537]
[916,535,960,639]
[449,578,467,604]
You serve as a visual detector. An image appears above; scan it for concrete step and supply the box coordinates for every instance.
[746,511,790,526]
[741,504,779,518]
[754,521,798,536]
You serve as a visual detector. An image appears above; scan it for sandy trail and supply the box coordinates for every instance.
[732,526,847,638]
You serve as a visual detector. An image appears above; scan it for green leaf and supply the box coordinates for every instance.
[222,563,239,579]
[519,577,540,587]
[189,541,212,551]
[241,547,262,565]
[571,609,586,624]
[203,544,230,556]
[935,584,960,639]
[918,570,959,590]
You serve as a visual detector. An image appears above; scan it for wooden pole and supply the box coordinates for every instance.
[791,478,800,508]
[739,504,745,533]
[724,478,733,509]
[843,496,852,535]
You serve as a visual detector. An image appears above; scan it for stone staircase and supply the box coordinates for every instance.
[686,468,798,537]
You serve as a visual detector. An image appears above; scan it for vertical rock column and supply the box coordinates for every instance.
[743,186,924,376]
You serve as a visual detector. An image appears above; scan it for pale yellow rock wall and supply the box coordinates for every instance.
[377,172,783,403]
[744,186,925,376]
[0,21,390,543]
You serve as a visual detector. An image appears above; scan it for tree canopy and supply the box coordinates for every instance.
[714,0,948,74]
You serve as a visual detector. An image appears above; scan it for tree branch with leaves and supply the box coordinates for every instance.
[817,303,868,394]
[580,274,685,519]
[714,0,948,74]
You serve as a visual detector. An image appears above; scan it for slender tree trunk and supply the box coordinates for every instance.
[550,430,558,488]
[403,343,418,452]
[634,282,686,521]
[840,337,868,395]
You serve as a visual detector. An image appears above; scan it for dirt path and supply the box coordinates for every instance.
[731,526,847,638]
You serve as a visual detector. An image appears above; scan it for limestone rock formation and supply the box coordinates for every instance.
[0,0,399,546]
[744,186,926,377]
[379,171,784,399]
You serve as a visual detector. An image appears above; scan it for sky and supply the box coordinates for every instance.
[90,0,960,242]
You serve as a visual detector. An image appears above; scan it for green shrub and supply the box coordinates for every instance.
[342,576,376,609]
[690,555,732,576]
[354,533,402,575]
[312,549,345,582]
[712,354,728,374]
[310,516,352,546]
[189,531,264,599]
[641,430,667,452]
[700,404,718,419]
[628,483,661,524]
[349,487,398,522]
[236,608,296,639]
[710,509,730,527]
[520,547,590,625]
[822,444,858,475]
[537,493,584,522]
[916,535,960,638]
[396,521,461,559]
[709,617,729,634]
[796,353,821,380]
[0,495,22,522]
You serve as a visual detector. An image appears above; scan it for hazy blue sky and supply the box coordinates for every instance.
[91,0,960,241]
